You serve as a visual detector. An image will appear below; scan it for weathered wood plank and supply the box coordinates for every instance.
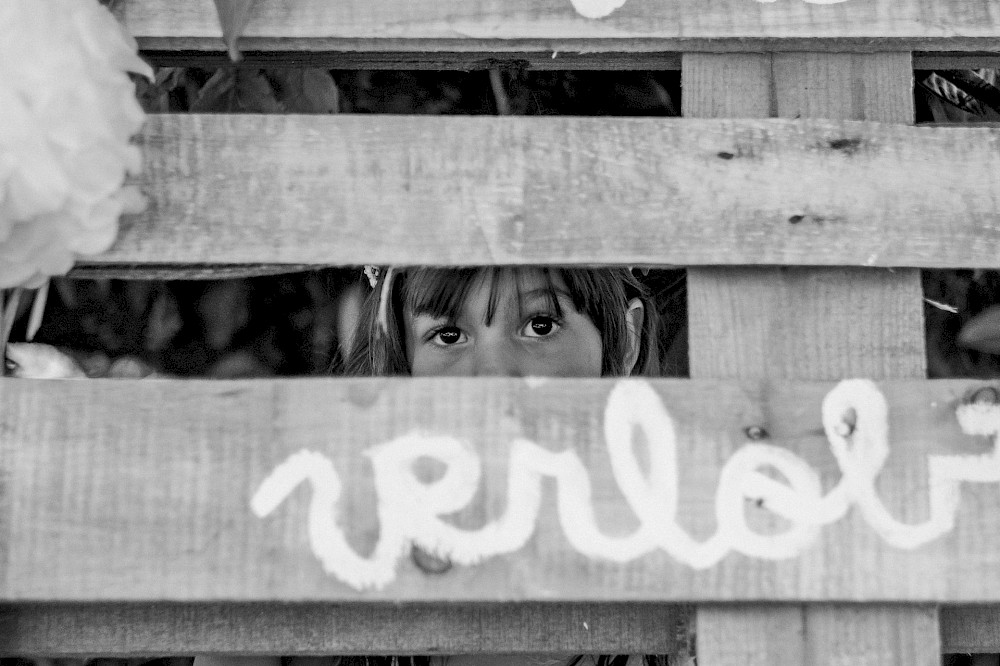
[696,605,804,664]
[686,267,926,380]
[105,114,1000,269]
[683,50,803,666]
[0,602,688,655]
[942,606,1000,653]
[118,0,1000,52]
[136,50,1000,71]
[769,51,939,666]
[138,49,686,70]
[685,50,936,666]
[1,377,1000,602]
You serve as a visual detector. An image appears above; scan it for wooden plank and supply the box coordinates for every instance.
[942,606,1000,653]
[0,602,688,655]
[772,51,939,666]
[685,245,925,381]
[684,51,936,665]
[683,51,797,666]
[136,50,1000,72]
[106,114,1000,269]
[681,52,798,666]
[805,604,940,665]
[913,52,1000,70]
[118,0,1000,52]
[135,50,1000,71]
[1,377,1000,602]
[696,605,804,664]
[139,50,684,70]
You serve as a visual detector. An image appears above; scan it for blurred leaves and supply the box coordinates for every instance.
[12,270,351,378]
[960,305,1000,355]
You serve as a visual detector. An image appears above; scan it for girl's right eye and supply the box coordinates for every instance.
[430,326,466,347]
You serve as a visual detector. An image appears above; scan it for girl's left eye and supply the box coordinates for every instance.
[521,316,561,338]
[430,326,467,346]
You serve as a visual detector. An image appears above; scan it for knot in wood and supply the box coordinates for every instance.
[411,545,452,575]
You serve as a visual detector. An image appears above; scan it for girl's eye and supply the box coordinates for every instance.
[431,326,466,346]
[522,316,561,338]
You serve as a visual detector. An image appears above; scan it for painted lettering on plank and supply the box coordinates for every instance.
[251,379,1000,591]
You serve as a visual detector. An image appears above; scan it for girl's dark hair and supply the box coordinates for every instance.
[343,266,662,377]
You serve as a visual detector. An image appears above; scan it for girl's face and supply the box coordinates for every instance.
[405,269,605,377]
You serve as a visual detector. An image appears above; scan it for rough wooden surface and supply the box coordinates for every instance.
[136,50,1000,71]
[106,114,1000,269]
[684,51,937,666]
[942,606,1000,653]
[0,602,688,655]
[0,377,999,603]
[119,0,1000,52]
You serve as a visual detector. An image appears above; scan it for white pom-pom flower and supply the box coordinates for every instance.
[0,0,152,289]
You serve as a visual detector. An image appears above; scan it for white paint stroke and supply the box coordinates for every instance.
[251,379,999,591]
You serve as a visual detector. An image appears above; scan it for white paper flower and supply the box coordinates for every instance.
[0,0,152,289]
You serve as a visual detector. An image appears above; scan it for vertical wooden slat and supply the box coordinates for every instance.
[683,51,938,665]
[696,605,804,665]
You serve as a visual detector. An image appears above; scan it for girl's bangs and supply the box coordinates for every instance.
[401,267,566,325]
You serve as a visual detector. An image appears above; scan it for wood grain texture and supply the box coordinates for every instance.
[695,605,804,664]
[941,606,1000,653]
[137,50,1000,71]
[104,114,1000,269]
[118,0,1000,52]
[684,51,935,665]
[684,51,802,666]
[139,50,686,70]
[773,51,938,666]
[685,266,926,380]
[0,602,688,655]
[803,604,940,665]
[0,377,999,603]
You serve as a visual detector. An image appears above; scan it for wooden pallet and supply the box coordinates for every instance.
[4,0,1000,661]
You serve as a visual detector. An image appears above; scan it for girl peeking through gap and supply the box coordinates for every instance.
[344,265,662,379]
[196,266,671,666]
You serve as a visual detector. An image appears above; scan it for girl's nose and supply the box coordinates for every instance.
[472,340,523,377]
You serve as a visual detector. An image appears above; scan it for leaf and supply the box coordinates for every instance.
[190,68,237,112]
[144,288,183,352]
[235,70,284,113]
[212,0,259,62]
[199,281,250,350]
[958,304,1000,355]
[268,69,341,113]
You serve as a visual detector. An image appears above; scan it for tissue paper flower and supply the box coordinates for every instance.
[0,0,152,289]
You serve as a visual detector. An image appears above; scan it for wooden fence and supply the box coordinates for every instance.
[3,0,1000,662]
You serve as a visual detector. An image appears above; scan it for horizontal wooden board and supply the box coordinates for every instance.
[101,115,1000,270]
[119,0,1000,52]
[0,601,688,655]
[940,605,1000,653]
[138,50,1000,71]
[4,377,1000,602]
[3,600,994,655]
[139,49,685,70]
